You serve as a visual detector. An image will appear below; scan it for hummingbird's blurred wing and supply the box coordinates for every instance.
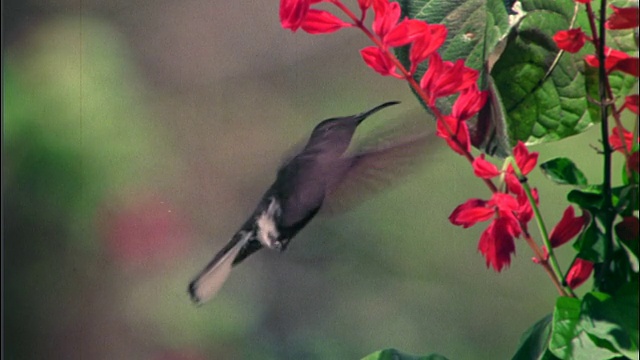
[323,119,434,214]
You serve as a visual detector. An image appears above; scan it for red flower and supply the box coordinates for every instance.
[517,187,538,225]
[510,141,539,175]
[436,115,470,155]
[358,0,372,12]
[605,5,639,30]
[549,206,587,248]
[372,0,401,39]
[575,0,592,3]
[585,48,638,76]
[280,0,313,31]
[553,28,586,53]
[420,53,479,105]
[566,258,594,289]
[609,127,636,153]
[449,198,494,228]
[472,154,500,179]
[409,24,447,74]
[360,46,403,78]
[629,151,640,173]
[301,9,351,34]
[384,19,430,47]
[452,84,489,121]
[623,94,639,115]
[478,217,517,272]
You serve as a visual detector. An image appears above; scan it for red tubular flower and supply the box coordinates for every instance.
[609,127,636,153]
[472,154,500,179]
[280,0,312,31]
[517,187,538,225]
[372,0,401,39]
[452,84,489,121]
[549,206,587,248]
[605,5,640,30]
[449,198,494,228]
[301,9,352,34]
[566,258,594,289]
[384,19,430,47]
[585,48,637,76]
[360,46,403,78]
[420,54,479,105]
[511,141,539,175]
[623,94,639,115]
[553,28,586,53]
[478,217,517,272]
[409,24,447,74]
[436,115,470,155]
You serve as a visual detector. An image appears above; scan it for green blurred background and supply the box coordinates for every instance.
[3,1,632,359]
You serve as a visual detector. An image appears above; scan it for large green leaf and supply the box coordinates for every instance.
[511,314,559,360]
[491,0,638,145]
[361,348,449,360]
[549,297,621,360]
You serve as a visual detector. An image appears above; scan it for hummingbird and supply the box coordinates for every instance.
[188,101,429,304]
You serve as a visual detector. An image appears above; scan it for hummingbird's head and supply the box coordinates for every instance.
[304,101,400,155]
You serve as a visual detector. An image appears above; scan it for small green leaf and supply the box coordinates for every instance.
[573,217,606,263]
[361,349,449,360]
[567,186,603,210]
[540,157,588,186]
[511,314,559,360]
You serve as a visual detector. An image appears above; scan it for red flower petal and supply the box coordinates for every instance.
[615,216,639,243]
[478,218,516,272]
[489,192,519,213]
[553,28,586,53]
[420,54,479,105]
[372,0,401,38]
[585,47,632,73]
[449,198,494,228]
[452,84,489,121]
[301,9,351,34]
[629,151,640,173]
[609,127,635,153]
[280,0,311,32]
[505,173,524,197]
[605,5,640,30]
[566,258,594,289]
[512,141,539,175]
[517,187,538,225]
[409,24,447,74]
[436,115,470,155]
[623,94,639,115]
[549,206,587,248]
[472,154,501,179]
[612,57,639,77]
[384,19,429,47]
[575,0,592,3]
[360,46,402,78]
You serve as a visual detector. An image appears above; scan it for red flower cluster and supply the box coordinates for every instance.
[449,142,539,271]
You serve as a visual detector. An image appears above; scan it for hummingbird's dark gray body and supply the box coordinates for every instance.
[188,101,426,304]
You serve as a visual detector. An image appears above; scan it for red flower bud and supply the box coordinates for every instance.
[566,258,594,289]
[472,154,500,179]
[360,46,402,78]
[549,206,587,248]
[436,115,470,155]
[553,28,586,53]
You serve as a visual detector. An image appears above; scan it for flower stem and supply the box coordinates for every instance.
[507,156,573,296]
[521,230,569,296]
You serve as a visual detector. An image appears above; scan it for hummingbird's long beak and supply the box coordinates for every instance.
[355,101,401,124]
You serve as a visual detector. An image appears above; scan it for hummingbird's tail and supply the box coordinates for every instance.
[188,231,252,305]
[355,101,400,123]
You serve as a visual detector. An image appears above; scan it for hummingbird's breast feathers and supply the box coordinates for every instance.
[255,196,282,249]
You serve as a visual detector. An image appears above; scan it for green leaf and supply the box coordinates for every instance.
[540,157,588,186]
[511,314,560,360]
[489,0,637,145]
[549,297,621,360]
[573,217,606,263]
[581,285,639,360]
[361,349,449,360]
[567,186,604,210]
